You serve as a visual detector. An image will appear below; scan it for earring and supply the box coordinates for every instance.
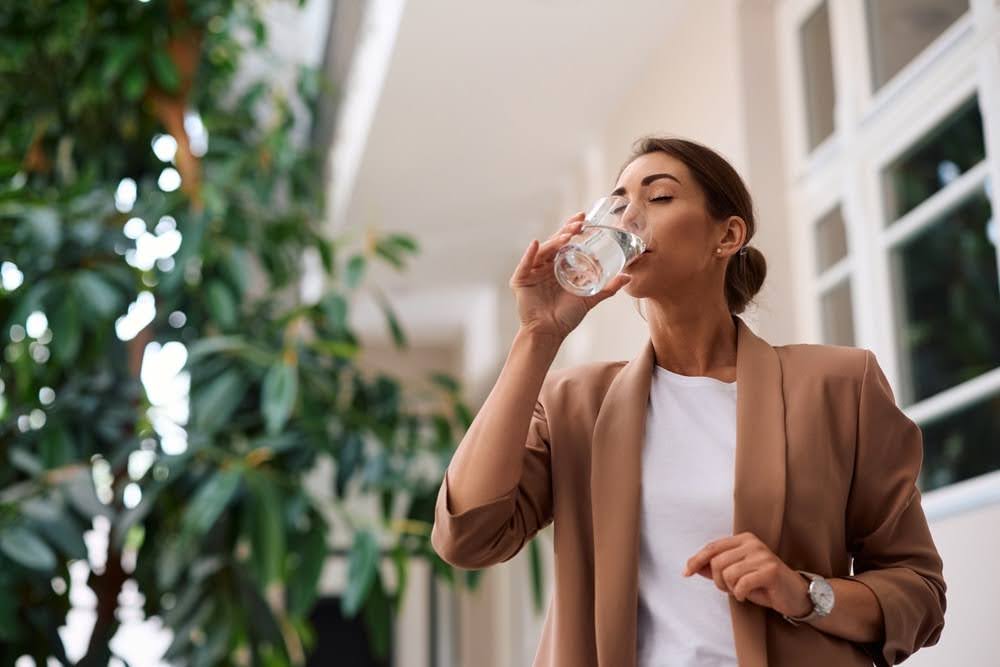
[715,248,722,255]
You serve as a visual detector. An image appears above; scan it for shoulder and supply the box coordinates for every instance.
[542,359,627,394]
[538,359,628,412]
[774,342,871,384]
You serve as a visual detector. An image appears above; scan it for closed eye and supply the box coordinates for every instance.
[651,196,673,202]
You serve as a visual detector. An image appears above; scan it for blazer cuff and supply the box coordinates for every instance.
[851,568,941,667]
[431,467,519,569]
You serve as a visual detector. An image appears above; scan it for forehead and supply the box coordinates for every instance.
[615,152,689,189]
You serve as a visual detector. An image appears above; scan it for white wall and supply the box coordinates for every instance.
[905,502,1000,665]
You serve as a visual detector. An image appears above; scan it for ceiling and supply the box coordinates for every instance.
[333,0,690,292]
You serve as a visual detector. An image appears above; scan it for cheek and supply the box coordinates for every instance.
[654,207,710,248]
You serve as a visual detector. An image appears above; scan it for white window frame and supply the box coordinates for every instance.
[778,0,1000,519]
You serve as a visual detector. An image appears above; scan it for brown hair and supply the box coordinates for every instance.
[618,136,767,315]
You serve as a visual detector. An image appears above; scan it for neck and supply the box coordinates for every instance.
[643,297,738,379]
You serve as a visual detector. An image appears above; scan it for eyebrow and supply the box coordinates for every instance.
[611,172,681,198]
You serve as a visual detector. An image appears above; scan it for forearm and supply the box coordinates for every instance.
[445,326,561,514]
[804,577,884,644]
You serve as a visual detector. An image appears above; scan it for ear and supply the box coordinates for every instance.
[719,215,748,251]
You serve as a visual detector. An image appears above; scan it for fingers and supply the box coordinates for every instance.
[709,545,751,592]
[511,212,588,284]
[730,569,769,603]
[684,535,745,577]
[585,273,632,306]
[535,229,579,263]
[511,238,540,284]
[548,212,586,240]
[722,557,760,601]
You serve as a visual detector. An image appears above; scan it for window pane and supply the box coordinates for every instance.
[815,205,848,272]
[891,190,1000,405]
[882,98,985,222]
[919,390,1000,492]
[820,279,855,347]
[800,2,836,150]
[866,0,969,90]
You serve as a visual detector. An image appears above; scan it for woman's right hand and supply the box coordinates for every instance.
[509,211,633,343]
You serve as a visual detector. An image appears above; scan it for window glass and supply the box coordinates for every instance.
[800,2,836,150]
[815,205,848,272]
[919,390,1000,492]
[866,0,969,90]
[882,98,985,222]
[890,190,1000,405]
[820,280,856,347]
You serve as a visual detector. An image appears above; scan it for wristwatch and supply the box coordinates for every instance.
[781,570,835,626]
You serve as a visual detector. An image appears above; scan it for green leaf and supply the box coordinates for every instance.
[10,447,44,476]
[205,280,238,329]
[51,293,82,363]
[390,543,408,613]
[528,538,544,613]
[373,240,404,269]
[0,590,21,641]
[361,571,392,660]
[428,372,460,394]
[123,66,148,101]
[150,49,180,93]
[27,207,61,250]
[320,293,348,333]
[261,360,297,435]
[385,233,418,253]
[102,38,141,85]
[0,525,57,573]
[181,469,242,538]
[307,339,358,360]
[76,270,122,318]
[191,368,247,434]
[40,427,76,468]
[22,500,88,561]
[246,474,285,586]
[252,17,268,46]
[335,432,363,498]
[341,529,378,617]
[464,568,483,590]
[186,336,274,366]
[287,517,327,616]
[219,245,250,297]
[373,290,407,349]
[454,401,473,430]
[316,238,335,275]
[344,255,366,289]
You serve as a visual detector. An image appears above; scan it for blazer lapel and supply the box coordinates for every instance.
[728,315,787,667]
[590,314,787,667]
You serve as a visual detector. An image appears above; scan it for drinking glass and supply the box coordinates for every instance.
[553,195,647,296]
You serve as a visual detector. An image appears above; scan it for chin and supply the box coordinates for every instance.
[621,276,644,297]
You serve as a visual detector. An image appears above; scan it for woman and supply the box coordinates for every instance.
[430,137,946,666]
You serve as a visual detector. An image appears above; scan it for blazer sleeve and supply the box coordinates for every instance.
[845,349,947,666]
[430,393,554,570]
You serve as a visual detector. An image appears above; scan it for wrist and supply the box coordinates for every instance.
[788,573,813,617]
[516,325,565,353]
[782,571,835,626]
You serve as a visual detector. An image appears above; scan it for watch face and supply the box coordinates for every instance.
[810,579,835,614]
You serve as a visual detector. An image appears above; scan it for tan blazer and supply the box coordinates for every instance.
[431,315,946,666]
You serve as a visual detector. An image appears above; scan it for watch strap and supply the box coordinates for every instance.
[782,571,823,625]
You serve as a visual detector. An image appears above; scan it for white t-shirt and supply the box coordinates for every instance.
[636,364,739,667]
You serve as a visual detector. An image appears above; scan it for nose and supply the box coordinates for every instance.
[619,201,645,237]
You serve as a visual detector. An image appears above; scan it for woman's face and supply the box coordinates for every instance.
[611,151,740,302]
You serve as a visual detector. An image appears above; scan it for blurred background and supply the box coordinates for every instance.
[1,0,998,665]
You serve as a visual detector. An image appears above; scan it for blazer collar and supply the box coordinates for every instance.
[590,314,786,667]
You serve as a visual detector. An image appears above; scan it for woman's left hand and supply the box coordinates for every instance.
[683,532,812,618]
